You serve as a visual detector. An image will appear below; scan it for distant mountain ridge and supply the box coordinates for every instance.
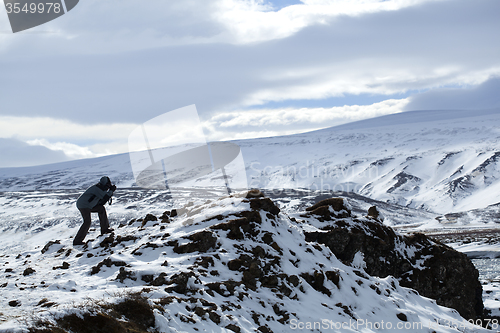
[2,109,500,214]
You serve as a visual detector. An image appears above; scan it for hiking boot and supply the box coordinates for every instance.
[101,228,114,236]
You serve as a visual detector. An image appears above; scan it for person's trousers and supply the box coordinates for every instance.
[74,205,110,244]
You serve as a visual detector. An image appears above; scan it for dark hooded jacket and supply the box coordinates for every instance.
[76,177,115,209]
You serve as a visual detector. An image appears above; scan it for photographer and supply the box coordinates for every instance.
[73,176,116,246]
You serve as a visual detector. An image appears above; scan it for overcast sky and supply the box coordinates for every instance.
[0,0,499,167]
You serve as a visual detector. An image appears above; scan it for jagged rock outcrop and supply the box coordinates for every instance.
[304,199,483,319]
[366,205,384,222]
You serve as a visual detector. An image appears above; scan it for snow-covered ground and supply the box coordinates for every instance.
[0,191,495,332]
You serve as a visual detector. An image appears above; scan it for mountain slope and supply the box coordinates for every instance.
[1,109,500,215]
[0,192,490,332]
[241,109,500,214]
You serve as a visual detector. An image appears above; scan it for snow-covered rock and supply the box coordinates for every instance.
[0,191,491,332]
[302,198,483,319]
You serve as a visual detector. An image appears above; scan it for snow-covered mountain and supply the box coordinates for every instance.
[241,109,500,214]
[2,109,500,215]
[0,191,492,332]
[2,109,500,332]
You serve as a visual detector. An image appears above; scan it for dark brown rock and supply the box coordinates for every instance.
[246,189,265,198]
[228,258,244,271]
[141,274,154,283]
[300,271,331,296]
[9,300,21,307]
[367,206,383,222]
[249,198,280,216]
[307,198,350,213]
[305,198,351,220]
[165,272,196,294]
[112,235,139,246]
[99,234,115,248]
[209,311,221,324]
[206,281,241,297]
[226,324,241,333]
[305,218,483,319]
[116,267,137,283]
[195,256,215,268]
[142,214,158,227]
[151,272,169,286]
[53,262,70,270]
[210,211,262,240]
[261,232,273,245]
[173,230,217,254]
[91,257,127,275]
[160,211,171,223]
[41,240,61,254]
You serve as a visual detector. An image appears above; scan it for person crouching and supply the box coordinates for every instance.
[73,176,116,246]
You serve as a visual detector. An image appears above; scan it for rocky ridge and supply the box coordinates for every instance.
[301,198,483,319]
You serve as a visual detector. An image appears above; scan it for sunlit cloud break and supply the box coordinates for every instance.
[216,0,443,44]
[204,98,408,141]
[26,139,96,159]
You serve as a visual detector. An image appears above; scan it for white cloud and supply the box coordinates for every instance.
[204,98,408,140]
[0,116,136,160]
[26,139,95,159]
[0,138,69,168]
[213,0,442,44]
[0,116,136,141]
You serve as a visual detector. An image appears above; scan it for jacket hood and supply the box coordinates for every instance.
[99,176,111,186]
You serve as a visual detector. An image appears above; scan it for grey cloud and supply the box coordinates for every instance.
[0,0,498,124]
[0,138,69,168]
[404,76,500,111]
[54,0,224,41]
[268,0,500,76]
